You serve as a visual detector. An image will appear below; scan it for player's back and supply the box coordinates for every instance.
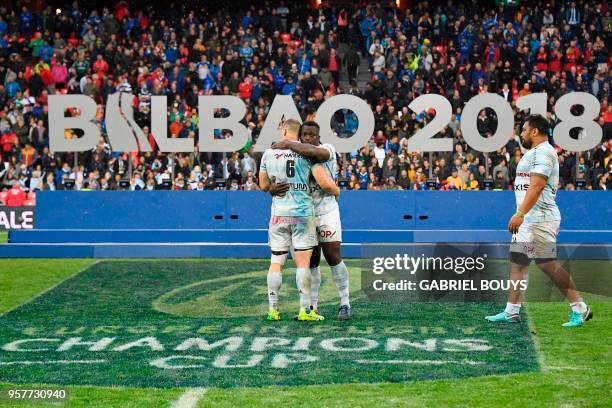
[261,147,313,217]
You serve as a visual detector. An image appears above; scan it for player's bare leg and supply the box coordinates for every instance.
[536,259,592,327]
[536,260,581,302]
[508,262,528,303]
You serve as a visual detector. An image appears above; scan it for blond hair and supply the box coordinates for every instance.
[283,118,301,137]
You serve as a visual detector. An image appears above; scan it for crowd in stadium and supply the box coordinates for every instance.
[0,0,611,203]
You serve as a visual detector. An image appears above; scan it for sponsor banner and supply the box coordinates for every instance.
[361,244,612,302]
[0,207,35,231]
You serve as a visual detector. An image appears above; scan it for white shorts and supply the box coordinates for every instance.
[511,220,560,259]
[268,216,317,252]
[315,207,342,243]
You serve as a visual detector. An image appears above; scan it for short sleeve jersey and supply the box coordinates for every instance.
[310,143,339,216]
[514,141,561,223]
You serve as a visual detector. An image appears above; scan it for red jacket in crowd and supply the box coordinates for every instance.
[6,186,26,207]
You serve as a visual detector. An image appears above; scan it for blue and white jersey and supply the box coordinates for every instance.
[261,147,314,217]
[310,143,339,216]
[514,141,561,223]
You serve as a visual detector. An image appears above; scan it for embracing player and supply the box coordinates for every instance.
[486,114,592,327]
[272,121,352,321]
[259,119,340,322]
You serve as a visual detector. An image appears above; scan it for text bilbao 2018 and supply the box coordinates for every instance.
[49,92,603,153]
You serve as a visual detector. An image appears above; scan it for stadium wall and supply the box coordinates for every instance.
[32,190,612,231]
[3,191,611,258]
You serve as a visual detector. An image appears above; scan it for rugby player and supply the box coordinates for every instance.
[271,121,352,321]
[485,114,592,327]
[259,119,340,322]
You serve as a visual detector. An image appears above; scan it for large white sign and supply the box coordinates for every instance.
[48,92,602,153]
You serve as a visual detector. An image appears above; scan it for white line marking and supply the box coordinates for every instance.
[0,359,107,365]
[170,388,208,408]
[356,359,484,365]
[544,365,584,371]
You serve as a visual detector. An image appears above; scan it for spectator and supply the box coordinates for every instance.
[6,182,26,206]
[446,168,464,190]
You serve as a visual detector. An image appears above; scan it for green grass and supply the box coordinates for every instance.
[0,259,97,313]
[0,259,609,407]
[0,231,7,243]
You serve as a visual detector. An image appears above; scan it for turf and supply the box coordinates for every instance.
[0,259,609,407]
[0,231,7,243]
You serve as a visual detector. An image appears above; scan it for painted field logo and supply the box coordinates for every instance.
[153,269,361,318]
[0,260,539,388]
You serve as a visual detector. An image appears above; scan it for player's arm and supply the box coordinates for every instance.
[259,171,288,196]
[312,164,340,198]
[259,150,271,192]
[269,178,289,197]
[509,173,547,233]
[259,169,271,192]
[271,140,330,163]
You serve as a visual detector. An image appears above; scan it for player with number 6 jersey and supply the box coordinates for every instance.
[271,121,352,321]
[259,119,340,322]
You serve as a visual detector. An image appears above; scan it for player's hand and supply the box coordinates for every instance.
[271,140,290,150]
[508,215,523,234]
[269,182,290,197]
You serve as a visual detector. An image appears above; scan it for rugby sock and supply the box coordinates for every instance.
[570,299,588,313]
[295,268,311,310]
[267,271,282,310]
[505,303,522,315]
[310,266,321,311]
[331,261,350,307]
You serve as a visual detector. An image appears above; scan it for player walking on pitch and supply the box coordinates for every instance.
[486,114,592,327]
[272,121,352,320]
[259,119,340,321]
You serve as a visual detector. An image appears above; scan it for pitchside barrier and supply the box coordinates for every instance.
[2,191,611,258]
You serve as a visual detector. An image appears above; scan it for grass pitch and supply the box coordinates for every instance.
[0,259,610,407]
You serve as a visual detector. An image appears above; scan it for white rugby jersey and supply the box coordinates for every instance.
[261,147,314,217]
[310,143,339,216]
[514,141,561,223]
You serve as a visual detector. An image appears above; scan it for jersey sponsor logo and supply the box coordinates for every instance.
[274,152,303,160]
[514,184,530,191]
[271,216,308,225]
[319,229,337,239]
[289,183,309,191]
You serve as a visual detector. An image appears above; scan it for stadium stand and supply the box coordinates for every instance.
[0,0,610,195]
